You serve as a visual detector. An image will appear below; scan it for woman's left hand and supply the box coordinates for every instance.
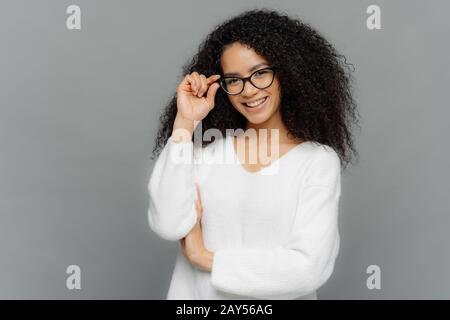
[180,183,214,272]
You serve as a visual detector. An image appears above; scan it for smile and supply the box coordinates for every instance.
[243,96,268,110]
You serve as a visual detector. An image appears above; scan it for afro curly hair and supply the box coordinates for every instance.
[151,8,360,170]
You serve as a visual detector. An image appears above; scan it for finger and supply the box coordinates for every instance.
[195,196,202,211]
[206,74,221,85]
[185,74,196,94]
[195,199,201,213]
[178,74,194,93]
[206,83,220,108]
[191,72,201,95]
[195,200,202,223]
[194,198,202,223]
[197,74,208,97]
[195,183,202,204]
[195,185,203,214]
[196,207,202,223]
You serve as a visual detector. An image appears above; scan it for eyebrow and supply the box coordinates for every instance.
[223,63,269,77]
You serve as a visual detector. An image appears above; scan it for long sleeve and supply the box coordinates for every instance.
[147,136,198,241]
[210,148,342,300]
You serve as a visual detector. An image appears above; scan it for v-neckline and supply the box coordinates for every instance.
[228,134,309,175]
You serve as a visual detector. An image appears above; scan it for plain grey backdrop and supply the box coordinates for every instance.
[1,0,449,299]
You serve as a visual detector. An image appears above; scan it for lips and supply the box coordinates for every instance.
[243,96,268,108]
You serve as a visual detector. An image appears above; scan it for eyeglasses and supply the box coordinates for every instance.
[219,67,277,95]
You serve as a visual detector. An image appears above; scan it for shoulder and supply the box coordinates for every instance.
[300,141,341,186]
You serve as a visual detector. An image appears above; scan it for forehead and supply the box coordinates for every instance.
[220,42,268,72]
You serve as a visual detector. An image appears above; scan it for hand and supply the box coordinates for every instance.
[176,72,221,122]
[179,183,213,272]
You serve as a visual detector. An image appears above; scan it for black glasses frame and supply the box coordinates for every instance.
[219,66,277,95]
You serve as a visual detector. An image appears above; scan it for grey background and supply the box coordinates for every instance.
[1,0,448,299]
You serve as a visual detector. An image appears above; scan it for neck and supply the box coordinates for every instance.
[244,110,294,144]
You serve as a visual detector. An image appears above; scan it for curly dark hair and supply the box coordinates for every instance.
[151,8,360,170]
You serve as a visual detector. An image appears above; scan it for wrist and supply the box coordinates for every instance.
[172,113,202,143]
[172,114,193,142]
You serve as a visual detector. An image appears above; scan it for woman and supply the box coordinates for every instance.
[148,8,359,300]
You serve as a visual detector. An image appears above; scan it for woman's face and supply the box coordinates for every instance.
[220,42,281,126]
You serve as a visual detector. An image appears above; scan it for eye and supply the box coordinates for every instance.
[225,78,240,85]
[254,70,269,77]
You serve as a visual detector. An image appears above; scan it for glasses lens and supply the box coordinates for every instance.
[250,69,274,89]
[222,78,243,95]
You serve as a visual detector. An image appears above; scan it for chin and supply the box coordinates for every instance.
[245,114,271,124]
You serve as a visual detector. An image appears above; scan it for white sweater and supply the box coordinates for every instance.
[147,132,341,300]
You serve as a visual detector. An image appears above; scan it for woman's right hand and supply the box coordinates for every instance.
[176,72,221,122]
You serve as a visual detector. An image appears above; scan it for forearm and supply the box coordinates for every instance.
[193,249,214,272]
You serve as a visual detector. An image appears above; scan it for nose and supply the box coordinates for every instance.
[241,79,259,97]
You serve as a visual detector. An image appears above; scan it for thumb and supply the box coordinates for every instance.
[206,83,220,108]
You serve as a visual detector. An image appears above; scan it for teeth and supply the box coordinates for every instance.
[245,97,266,107]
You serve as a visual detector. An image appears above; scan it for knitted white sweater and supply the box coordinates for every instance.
[147,132,341,300]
